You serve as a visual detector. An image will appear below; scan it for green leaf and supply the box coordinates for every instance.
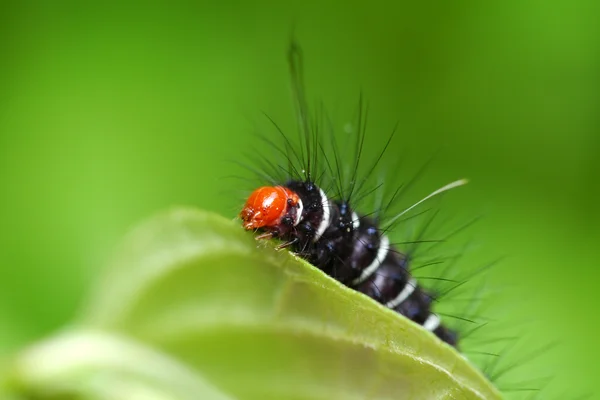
[4,330,231,400]
[4,208,502,400]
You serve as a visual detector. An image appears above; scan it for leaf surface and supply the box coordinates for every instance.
[5,208,502,400]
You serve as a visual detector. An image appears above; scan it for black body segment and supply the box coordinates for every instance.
[281,179,458,347]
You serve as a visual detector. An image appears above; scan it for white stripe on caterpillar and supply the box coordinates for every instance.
[313,188,331,241]
[386,278,417,308]
[423,314,441,332]
[352,235,390,285]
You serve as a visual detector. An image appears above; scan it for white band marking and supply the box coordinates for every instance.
[352,235,390,285]
[313,188,330,242]
[386,278,417,308]
[423,314,441,332]
[293,198,304,227]
[351,212,360,230]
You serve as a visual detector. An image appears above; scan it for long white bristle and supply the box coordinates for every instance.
[385,179,469,228]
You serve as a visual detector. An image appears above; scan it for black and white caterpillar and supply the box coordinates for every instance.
[239,42,467,348]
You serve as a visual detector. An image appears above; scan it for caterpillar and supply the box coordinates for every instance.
[239,42,469,348]
[237,41,588,399]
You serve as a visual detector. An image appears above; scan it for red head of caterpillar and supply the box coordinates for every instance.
[240,186,302,232]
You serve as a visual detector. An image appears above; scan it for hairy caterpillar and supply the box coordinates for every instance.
[235,42,590,400]
[239,42,469,348]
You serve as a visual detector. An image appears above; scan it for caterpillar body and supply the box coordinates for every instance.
[239,42,469,348]
[240,179,465,346]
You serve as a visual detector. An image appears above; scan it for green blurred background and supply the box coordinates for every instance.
[0,0,598,396]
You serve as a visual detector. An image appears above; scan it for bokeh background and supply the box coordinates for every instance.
[0,0,598,397]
